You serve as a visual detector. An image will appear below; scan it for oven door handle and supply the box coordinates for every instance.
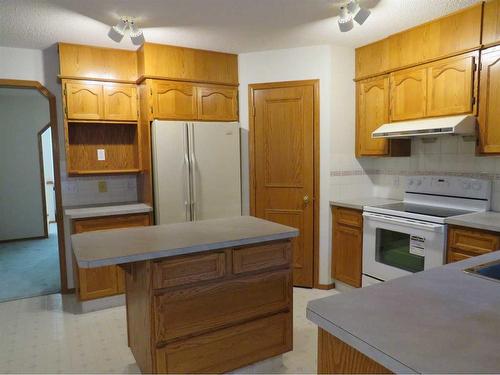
[362,212,445,232]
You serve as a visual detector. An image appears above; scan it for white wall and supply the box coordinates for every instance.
[239,45,353,285]
[0,90,50,240]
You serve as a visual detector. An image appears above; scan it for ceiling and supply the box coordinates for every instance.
[0,0,482,54]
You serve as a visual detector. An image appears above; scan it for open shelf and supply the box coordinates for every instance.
[67,122,140,175]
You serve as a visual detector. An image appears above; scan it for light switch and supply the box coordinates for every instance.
[97,149,106,161]
[98,181,107,193]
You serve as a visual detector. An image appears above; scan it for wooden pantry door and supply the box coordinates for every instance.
[249,80,318,288]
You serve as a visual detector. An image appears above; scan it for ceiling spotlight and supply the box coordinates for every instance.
[346,0,371,25]
[108,19,128,43]
[129,21,145,46]
[107,17,145,45]
[338,6,354,33]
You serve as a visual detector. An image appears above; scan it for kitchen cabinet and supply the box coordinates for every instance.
[64,80,137,122]
[446,226,500,263]
[150,80,238,121]
[73,213,151,301]
[426,54,476,117]
[332,207,363,288]
[483,0,500,47]
[356,76,389,156]
[390,53,477,122]
[151,81,198,120]
[355,39,390,80]
[478,46,500,154]
[197,84,238,121]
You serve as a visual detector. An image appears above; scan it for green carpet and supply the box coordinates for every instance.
[0,224,60,302]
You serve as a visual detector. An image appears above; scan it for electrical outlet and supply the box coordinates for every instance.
[97,149,106,161]
[98,181,107,193]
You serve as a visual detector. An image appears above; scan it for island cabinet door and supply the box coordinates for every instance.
[73,213,151,301]
[153,269,292,343]
[390,67,427,121]
[155,312,292,374]
[426,54,477,117]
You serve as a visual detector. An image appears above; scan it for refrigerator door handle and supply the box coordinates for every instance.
[183,124,192,221]
[189,123,198,221]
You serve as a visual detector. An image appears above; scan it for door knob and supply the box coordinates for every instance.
[303,195,310,204]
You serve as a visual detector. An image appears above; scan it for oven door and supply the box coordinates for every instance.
[362,212,446,282]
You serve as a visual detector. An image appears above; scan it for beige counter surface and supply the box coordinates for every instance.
[72,216,298,268]
[330,197,400,211]
[445,211,500,233]
[65,202,152,219]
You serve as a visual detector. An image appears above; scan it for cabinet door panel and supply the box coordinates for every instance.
[103,84,137,121]
[197,85,238,121]
[478,48,500,154]
[65,82,103,120]
[152,81,197,120]
[390,68,427,121]
[427,55,475,117]
[357,77,389,156]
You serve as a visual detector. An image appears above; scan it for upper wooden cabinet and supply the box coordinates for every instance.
[426,55,476,117]
[197,84,238,121]
[483,0,500,47]
[103,85,138,121]
[478,46,500,154]
[149,80,238,121]
[152,81,198,120]
[390,53,477,122]
[390,67,427,121]
[64,80,137,122]
[137,43,238,85]
[354,3,482,80]
[356,76,389,156]
[65,81,104,120]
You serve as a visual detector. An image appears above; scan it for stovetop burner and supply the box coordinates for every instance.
[374,202,474,219]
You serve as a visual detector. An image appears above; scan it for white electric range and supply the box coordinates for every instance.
[362,175,491,287]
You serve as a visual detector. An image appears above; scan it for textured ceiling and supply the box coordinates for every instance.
[0,0,482,53]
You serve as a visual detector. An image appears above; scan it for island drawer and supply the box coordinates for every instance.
[448,227,500,256]
[333,207,363,228]
[232,241,291,275]
[152,251,226,289]
[155,312,292,374]
[153,269,292,343]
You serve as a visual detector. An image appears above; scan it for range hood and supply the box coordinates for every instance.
[372,115,477,139]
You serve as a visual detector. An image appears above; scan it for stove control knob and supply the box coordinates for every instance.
[416,179,422,186]
[408,179,414,186]
[472,182,482,191]
[462,181,471,190]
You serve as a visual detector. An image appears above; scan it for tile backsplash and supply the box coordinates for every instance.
[60,162,138,207]
[330,136,500,210]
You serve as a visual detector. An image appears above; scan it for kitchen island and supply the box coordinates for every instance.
[72,216,298,374]
[307,251,500,374]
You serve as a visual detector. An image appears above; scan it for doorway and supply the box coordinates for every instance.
[0,80,67,302]
[249,80,319,288]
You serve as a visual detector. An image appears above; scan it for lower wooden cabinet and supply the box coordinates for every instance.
[73,213,151,301]
[447,226,500,263]
[332,207,363,288]
[126,239,293,374]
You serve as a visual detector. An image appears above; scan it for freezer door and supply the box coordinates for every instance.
[190,122,242,220]
[151,120,191,224]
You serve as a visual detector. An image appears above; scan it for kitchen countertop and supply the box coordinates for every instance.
[330,197,400,211]
[64,202,153,219]
[72,216,298,268]
[445,211,500,233]
[307,251,500,374]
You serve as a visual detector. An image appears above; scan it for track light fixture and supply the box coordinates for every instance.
[108,17,145,45]
[338,0,371,32]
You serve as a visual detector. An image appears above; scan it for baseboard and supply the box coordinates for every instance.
[315,282,336,290]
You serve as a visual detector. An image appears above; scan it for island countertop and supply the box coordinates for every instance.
[72,216,298,268]
[307,251,500,374]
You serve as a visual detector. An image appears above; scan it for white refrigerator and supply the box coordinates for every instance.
[151,120,242,225]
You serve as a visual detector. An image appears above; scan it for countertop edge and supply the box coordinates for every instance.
[444,215,500,233]
[65,204,153,220]
[306,309,417,374]
[77,229,298,268]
